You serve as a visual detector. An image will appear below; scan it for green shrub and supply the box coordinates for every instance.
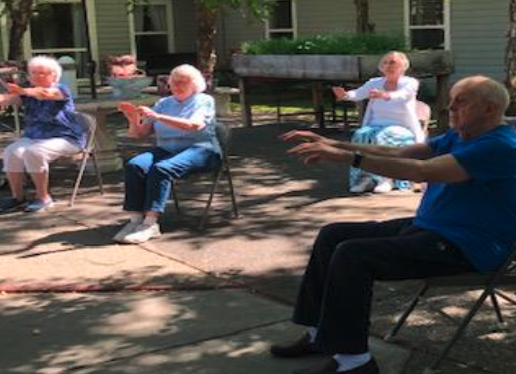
[241,33,407,55]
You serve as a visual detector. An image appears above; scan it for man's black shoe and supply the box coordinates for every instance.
[293,357,380,374]
[270,332,320,358]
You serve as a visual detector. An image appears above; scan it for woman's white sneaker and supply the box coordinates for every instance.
[350,178,375,193]
[121,222,161,244]
[373,180,393,193]
[113,221,142,243]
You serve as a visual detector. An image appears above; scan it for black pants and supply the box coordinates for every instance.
[292,217,475,354]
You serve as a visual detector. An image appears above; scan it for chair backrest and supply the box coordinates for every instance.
[72,111,98,152]
[504,116,516,128]
[214,121,231,155]
[415,100,431,134]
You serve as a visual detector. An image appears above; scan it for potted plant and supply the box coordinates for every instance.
[104,55,152,99]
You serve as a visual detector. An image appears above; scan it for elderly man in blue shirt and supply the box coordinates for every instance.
[272,76,516,374]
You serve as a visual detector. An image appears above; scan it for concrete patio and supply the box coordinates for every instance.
[0,112,514,374]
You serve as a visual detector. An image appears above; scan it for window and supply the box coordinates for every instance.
[405,0,450,50]
[29,1,91,78]
[266,0,297,39]
[132,0,174,61]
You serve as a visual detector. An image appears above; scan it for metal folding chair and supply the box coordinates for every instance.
[56,111,104,206]
[170,121,239,230]
[385,244,516,374]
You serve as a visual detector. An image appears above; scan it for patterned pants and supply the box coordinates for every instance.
[349,124,416,190]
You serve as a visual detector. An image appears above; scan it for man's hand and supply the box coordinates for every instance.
[369,89,390,100]
[287,141,349,164]
[332,86,348,101]
[281,130,324,143]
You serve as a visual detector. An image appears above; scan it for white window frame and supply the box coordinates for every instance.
[265,0,297,39]
[404,0,451,50]
[0,0,99,82]
[128,0,175,58]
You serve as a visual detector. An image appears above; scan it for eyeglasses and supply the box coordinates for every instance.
[29,70,55,77]
[382,60,399,65]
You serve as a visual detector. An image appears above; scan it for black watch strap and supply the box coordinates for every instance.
[351,151,364,168]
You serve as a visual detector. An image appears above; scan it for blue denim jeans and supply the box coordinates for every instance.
[123,146,221,213]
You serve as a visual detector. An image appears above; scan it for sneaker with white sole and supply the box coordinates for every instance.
[350,178,375,194]
[373,180,393,193]
[113,220,142,243]
[120,222,161,244]
[25,198,54,212]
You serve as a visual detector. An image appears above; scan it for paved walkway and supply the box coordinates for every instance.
[0,114,514,374]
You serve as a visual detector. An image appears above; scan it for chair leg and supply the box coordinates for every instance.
[495,290,516,306]
[70,154,89,207]
[489,291,505,324]
[198,169,222,230]
[170,183,181,214]
[428,287,494,372]
[224,163,239,218]
[91,151,104,195]
[385,282,429,341]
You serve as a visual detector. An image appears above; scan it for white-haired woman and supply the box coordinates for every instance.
[115,64,221,244]
[0,55,85,213]
[333,51,425,193]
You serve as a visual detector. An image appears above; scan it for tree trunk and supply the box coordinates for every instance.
[354,0,374,34]
[506,0,516,115]
[195,1,218,92]
[6,0,35,60]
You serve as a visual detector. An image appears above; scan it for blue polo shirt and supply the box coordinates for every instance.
[414,125,516,271]
[152,93,221,156]
[21,83,86,148]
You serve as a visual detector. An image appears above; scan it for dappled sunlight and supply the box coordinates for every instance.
[94,296,192,336]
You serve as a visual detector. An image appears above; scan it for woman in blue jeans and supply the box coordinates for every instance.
[115,64,221,244]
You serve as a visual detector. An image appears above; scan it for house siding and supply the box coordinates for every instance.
[295,0,354,37]
[173,0,197,53]
[450,0,509,82]
[370,0,404,35]
[95,0,132,59]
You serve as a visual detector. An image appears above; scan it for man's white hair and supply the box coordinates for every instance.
[455,76,510,117]
[28,55,63,82]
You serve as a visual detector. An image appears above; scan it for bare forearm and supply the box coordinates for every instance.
[332,141,404,157]
[153,114,203,132]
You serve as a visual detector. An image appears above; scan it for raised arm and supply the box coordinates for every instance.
[118,102,153,139]
[8,83,64,101]
[287,141,468,184]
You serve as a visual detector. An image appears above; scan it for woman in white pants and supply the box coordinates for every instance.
[0,56,85,212]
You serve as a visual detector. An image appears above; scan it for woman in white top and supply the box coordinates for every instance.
[333,51,425,193]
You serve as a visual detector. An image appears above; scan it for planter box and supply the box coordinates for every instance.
[232,51,454,130]
[232,51,454,81]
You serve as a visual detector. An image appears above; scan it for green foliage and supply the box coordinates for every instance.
[241,33,408,55]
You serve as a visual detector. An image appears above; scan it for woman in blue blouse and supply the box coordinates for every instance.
[0,56,85,213]
[115,64,221,244]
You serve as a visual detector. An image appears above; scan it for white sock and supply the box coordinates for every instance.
[333,352,371,372]
[129,213,144,223]
[143,215,158,225]
[308,327,318,343]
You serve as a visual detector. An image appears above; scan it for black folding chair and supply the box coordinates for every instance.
[169,121,239,230]
[385,244,516,373]
[55,111,104,206]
